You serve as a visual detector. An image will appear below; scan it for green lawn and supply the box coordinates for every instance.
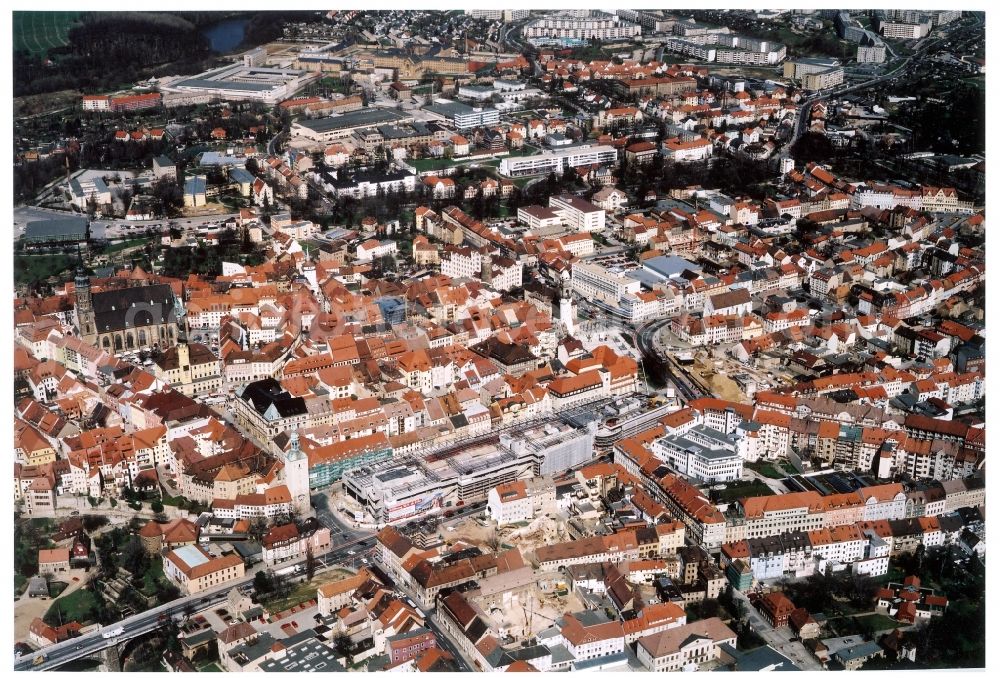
[13,11,83,56]
[45,587,100,626]
[746,461,786,480]
[160,495,188,508]
[263,582,322,614]
[14,253,76,286]
[826,612,901,638]
[409,155,502,173]
[15,574,28,598]
[855,613,903,633]
[140,557,166,596]
[712,480,775,503]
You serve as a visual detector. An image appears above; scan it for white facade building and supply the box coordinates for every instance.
[549,194,606,232]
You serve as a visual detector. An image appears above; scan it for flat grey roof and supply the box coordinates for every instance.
[178,78,275,92]
[228,168,256,184]
[24,217,88,240]
[296,108,408,133]
[184,176,207,194]
[426,100,482,117]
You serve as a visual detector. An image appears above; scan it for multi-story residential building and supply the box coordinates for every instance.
[524,13,641,46]
[858,484,908,521]
[81,95,111,111]
[857,33,887,63]
[260,521,332,566]
[570,262,641,305]
[486,256,523,292]
[880,19,932,39]
[232,378,310,443]
[108,92,162,112]
[465,9,530,21]
[756,591,796,628]
[737,492,826,540]
[616,10,676,33]
[499,144,617,177]
[441,247,483,280]
[802,66,844,91]
[549,194,606,232]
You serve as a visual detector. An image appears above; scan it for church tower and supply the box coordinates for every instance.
[285,427,311,516]
[176,341,192,388]
[559,279,576,337]
[74,271,96,344]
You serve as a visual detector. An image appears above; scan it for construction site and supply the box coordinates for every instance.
[485,576,585,642]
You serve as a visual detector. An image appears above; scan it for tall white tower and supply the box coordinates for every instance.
[559,281,576,337]
[302,262,318,294]
[285,427,311,516]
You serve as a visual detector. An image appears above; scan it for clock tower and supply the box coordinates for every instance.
[285,427,311,516]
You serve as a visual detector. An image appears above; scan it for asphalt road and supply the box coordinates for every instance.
[636,318,704,401]
[733,588,822,671]
[16,529,382,672]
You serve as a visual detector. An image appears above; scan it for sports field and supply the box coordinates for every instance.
[13,11,82,56]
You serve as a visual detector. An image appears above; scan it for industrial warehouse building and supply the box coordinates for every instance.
[291,108,413,142]
[22,217,89,245]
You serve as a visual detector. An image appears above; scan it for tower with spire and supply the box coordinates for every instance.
[284,426,311,516]
[74,269,96,343]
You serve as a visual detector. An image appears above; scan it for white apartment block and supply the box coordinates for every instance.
[850,185,923,211]
[857,41,887,64]
[549,194,606,232]
[554,233,595,258]
[466,9,530,21]
[664,38,717,62]
[880,20,932,39]
[571,262,641,304]
[356,239,398,262]
[441,247,483,279]
[620,291,674,323]
[81,95,110,111]
[518,205,563,230]
[715,44,787,65]
[499,144,617,177]
[487,257,523,292]
[524,13,641,44]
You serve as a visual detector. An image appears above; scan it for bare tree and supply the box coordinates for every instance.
[485,528,503,554]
